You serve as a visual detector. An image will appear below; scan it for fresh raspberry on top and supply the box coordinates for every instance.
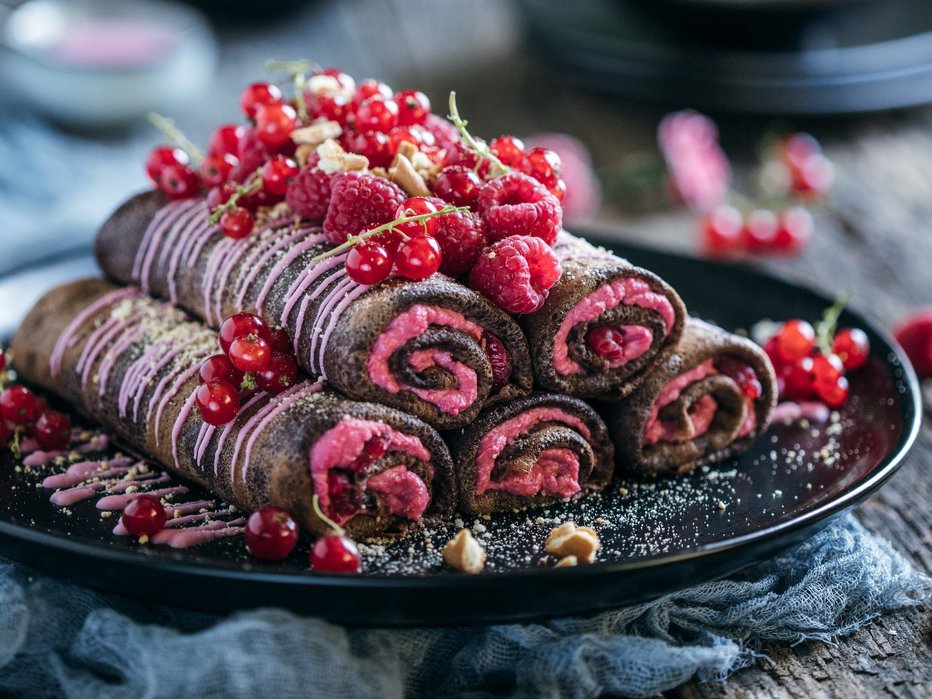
[434,210,487,277]
[478,172,562,246]
[422,113,462,153]
[323,172,406,244]
[286,154,332,222]
[469,235,561,314]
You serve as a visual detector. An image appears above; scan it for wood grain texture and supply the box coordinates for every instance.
[214,1,932,693]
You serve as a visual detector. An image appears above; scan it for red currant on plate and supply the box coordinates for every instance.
[227,335,272,373]
[262,155,299,196]
[240,81,283,119]
[311,533,361,573]
[255,352,298,394]
[815,373,849,408]
[121,495,168,536]
[433,166,482,208]
[145,145,189,183]
[396,236,442,280]
[346,241,394,285]
[196,379,240,426]
[522,147,562,189]
[355,96,399,133]
[352,79,393,109]
[158,164,200,200]
[490,135,526,168]
[255,103,297,149]
[200,153,237,188]
[208,123,245,157]
[220,207,254,240]
[701,205,743,257]
[34,410,72,451]
[394,196,442,237]
[395,89,430,126]
[773,207,814,254]
[0,385,39,425]
[832,328,870,370]
[219,313,271,355]
[782,356,815,401]
[743,209,779,251]
[199,354,245,387]
[775,319,816,363]
[245,507,299,561]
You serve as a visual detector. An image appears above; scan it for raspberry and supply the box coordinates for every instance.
[422,113,461,153]
[285,155,332,222]
[469,235,561,314]
[323,172,406,244]
[478,172,562,246]
[434,210,487,277]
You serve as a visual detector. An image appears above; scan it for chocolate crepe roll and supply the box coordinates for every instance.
[605,318,777,476]
[523,232,687,399]
[94,192,532,429]
[12,279,456,538]
[447,393,614,514]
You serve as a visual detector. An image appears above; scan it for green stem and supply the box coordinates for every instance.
[447,92,509,177]
[265,58,314,121]
[312,494,345,535]
[815,289,853,355]
[306,204,468,265]
[207,169,264,224]
[148,112,204,165]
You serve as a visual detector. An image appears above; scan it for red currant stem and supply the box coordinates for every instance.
[265,58,316,122]
[306,204,469,265]
[10,426,21,458]
[311,493,345,536]
[207,169,265,224]
[815,289,853,355]
[148,112,204,165]
[446,92,509,178]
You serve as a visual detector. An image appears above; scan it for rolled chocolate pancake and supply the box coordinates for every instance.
[524,232,687,400]
[604,319,777,476]
[12,279,456,538]
[94,192,532,429]
[447,393,614,514]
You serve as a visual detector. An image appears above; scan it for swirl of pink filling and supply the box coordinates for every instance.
[554,278,676,376]
[310,418,432,524]
[475,408,591,499]
[643,359,757,446]
[367,305,484,416]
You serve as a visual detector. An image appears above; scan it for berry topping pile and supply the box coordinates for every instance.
[196,312,299,426]
[144,66,568,316]
[759,294,869,408]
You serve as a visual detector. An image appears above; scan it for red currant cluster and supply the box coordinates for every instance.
[195,312,298,426]
[0,348,72,452]
[763,305,869,408]
[894,308,932,379]
[243,498,361,574]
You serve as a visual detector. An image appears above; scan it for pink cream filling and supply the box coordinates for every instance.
[367,305,484,415]
[310,418,432,522]
[554,278,676,376]
[643,359,758,446]
[475,408,591,499]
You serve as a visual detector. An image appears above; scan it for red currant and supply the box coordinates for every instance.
[306,91,351,123]
[815,373,849,408]
[255,352,298,394]
[782,356,815,401]
[245,507,299,560]
[743,209,779,251]
[521,147,562,188]
[208,123,245,157]
[207,182,238,209]
[200,153,237,188]
[343,128,393,168]
[394,196,442,237]
[346,241,394,285]
[812,352,844,384]
[433,165,482,207]
[586,326,626,362]
[311,533,361,573]
[321,68,355,92]
[269,327,292,353]
[262,155,299,196]
[396,236,442,280]
[34,410,71,451]
[240,82,283,119]
[227,335,272,373]
[832,328,870,370]
[255,103,297,149]
[196,379,240,426]
[121,495,167,536]
[158,164,200,200]
[145,146,189,183]
[490,135,526,168]
[199,354,245,387]
[220,207,254,240]
[394,89,430,126]
[355,96,399,133]
[549,178,567,202]
[387,125,434,155]
[219,312,271,355]
[352,79,393,109]
[701,205,743,256]
[0,385,39,425]
[773,207,813,254]
[776,320,816,363]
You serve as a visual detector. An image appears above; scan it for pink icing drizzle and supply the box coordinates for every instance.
[474,407,590,498]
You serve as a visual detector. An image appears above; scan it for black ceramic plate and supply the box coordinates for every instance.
[0,237,920,627]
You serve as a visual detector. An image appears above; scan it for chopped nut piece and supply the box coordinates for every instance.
[254,201,293,225]
[369,167,390,179]
[316,139,368,174]
[443,528,486,574]
[291,120,343,147]
[545,521,600,564]
[389,153,430,197]
[555,555,578,568]
[396,141,419,161]
[295,143,316,167]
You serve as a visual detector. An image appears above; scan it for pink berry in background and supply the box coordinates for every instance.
[658,110,731,213]
[700,204,743,257]
[524,132,602,221]
[894,308,932,378]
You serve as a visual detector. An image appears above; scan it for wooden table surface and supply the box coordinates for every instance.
[207,1,932,695]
